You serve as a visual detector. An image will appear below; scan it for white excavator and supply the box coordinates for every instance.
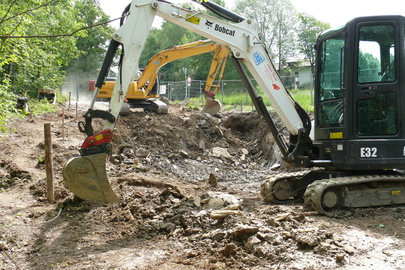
[63,0,405,216]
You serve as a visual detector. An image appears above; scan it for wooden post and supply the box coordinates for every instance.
[62,107,65,142]
[68,92,71,110]
[44,123,54,203]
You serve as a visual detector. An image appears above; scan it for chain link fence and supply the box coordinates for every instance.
[161,74,313,104]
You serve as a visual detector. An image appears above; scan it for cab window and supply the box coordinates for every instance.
[317,34,345,127]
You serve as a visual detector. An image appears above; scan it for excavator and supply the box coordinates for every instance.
[88,39,227,114]
[63,0,405,216]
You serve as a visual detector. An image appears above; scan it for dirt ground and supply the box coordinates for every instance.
[0,103,404,270]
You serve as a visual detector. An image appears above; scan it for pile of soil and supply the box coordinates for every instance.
[0,104,404,269]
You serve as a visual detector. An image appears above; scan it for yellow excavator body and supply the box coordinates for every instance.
[91,40,227,115]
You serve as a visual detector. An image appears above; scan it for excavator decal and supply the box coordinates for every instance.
[253,52,265,65]
[186,15,200,25]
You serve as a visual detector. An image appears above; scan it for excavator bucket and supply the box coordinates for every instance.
[202,91,221,115]
[62,153,119,203]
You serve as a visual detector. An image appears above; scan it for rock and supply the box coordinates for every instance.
[244,236,262,252]
[210,209,243,220]
[274,212,290,221]
[224,204,241,210]
[233,225,259,240]
[192,196,201,207]
[179,150,189,157]
[0,241,9,251]
[208,173,218,187]
[206,198,224,208]
[295,234,319,248]
[198,138,206,151]
[343,244,355,254]
[135,147,149,157]
[171,198,181,205]
[314,242,331,254]
[267,217,279,226]
[207,191,242,205]
[335,253,346,263]
[195,210,208,217]
[123,158,134,164]
[203,229,227,241]
[210,147,234,161]
[200,113,221,125]
[221,243,238,256]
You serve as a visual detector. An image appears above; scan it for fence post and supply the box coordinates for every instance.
[44,123,54,203]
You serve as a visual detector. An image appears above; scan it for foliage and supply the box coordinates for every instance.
[189,88,313,113]
[289,89,313,112]
[0,0,83,96]
[65,0,115,88]
[0,0,113,131]
[297,13,330,73]
[234,0,297,69]
[358,52,381,83]
[0,78,18,132]
[28,99,58,117]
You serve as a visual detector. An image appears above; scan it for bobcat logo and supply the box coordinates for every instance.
[205,20,214,29]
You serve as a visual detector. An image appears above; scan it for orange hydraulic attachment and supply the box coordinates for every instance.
[81,129,113,149]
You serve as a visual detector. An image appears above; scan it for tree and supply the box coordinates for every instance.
[65,0,115,90]
[297,13,330,74]
[0,0,82,95]
[234,0,297,70]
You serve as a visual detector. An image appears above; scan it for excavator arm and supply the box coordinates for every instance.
[139,39,228,96]
[63,0,312,202]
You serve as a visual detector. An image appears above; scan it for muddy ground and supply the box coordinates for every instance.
[0,103,404,270]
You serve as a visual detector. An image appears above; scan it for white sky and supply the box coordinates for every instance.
[99,0,405,29]
[290,0,405,28]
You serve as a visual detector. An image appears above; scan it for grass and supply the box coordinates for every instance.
[0,89,68,133]
[186,89,314,113]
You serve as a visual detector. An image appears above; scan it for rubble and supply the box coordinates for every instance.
[0,105,404,269]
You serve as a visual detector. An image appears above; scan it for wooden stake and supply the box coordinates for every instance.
[62,107,65,142]
[44,123,54,203]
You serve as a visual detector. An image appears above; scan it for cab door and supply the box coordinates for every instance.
[354,21,399,138]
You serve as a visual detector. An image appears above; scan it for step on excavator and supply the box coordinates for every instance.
[88,39,227,115]
[63,0,405,216]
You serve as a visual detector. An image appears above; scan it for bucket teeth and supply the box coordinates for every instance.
[63,153,119,203]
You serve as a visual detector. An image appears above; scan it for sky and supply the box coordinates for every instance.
[99,0,405,29]
[99,0,188,28]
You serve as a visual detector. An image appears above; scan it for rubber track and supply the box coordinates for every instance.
[260,170,310,203]
[304,174,405,216]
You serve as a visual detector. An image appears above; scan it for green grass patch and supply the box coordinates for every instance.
[186,89,314,113]
[0,89,68,133]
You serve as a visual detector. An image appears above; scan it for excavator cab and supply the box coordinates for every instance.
[262,16,405,214]
[313,16,405,171]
